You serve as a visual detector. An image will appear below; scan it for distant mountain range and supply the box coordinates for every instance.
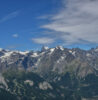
[0,46,98,100]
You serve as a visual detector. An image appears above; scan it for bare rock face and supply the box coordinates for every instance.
[39,81,53,90]
[24,80,34,86]
[0,74,8,89]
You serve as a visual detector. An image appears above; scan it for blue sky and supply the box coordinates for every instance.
[0,0,98,51]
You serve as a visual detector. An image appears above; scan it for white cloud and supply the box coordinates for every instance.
[41,0,98,45]
[32,37,54,44]
[0,11,19,23]
[12,34,18,38]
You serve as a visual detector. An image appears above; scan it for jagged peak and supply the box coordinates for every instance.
[56,46,64,51]
[41,46,49,51]
[94,47,98,52]
[0,48,3,51]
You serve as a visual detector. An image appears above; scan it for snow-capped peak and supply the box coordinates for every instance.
[41,46,49,51]
[0,48,3,51]
[56,46,64,51]
[94,47,98,52]
[44,46,49,50]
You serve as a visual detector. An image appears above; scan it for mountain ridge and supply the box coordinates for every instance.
[0,46,98,77]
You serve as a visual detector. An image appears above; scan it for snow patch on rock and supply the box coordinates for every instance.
[31,52,38,57]
[18,51,29,55]
[49,48,55,54]
[0,51,13,62]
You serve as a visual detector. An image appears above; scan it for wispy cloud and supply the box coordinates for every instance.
[32,37,55,44]
[12,34,19,38]
[7,45,18,49]
[0,11,20,23]
[6,44,22,50]
[41,0,98,45]
[37,15,53,20]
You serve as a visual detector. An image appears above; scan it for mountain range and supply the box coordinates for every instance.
[0,46,98,100]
